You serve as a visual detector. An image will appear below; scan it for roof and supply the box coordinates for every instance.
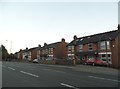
[42,42,61,49]
[67,30,119,46]
[28,47,38,51]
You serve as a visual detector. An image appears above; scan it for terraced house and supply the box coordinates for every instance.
[67,28,120,68]
[37,38,68,60]
[27,47,38,61]
[14,49,25,60]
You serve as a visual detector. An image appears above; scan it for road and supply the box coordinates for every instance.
[1,61,119,88]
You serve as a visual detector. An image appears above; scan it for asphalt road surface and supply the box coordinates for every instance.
[1,61,119,88]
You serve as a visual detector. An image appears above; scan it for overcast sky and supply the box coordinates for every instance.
[0,0,119,54]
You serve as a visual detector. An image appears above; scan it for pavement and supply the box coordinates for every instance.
[35,62,118,75]
[1,61,119,88]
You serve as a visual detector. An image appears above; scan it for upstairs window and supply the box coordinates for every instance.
[88,43,93,51]
[49,48,53,54]
[79,45,83,52]
[68,46,74,53]
[100,41,106,50]
[106,41,110,50]
[100,41,110,50]
[68,46,71,53]
[46,49,48,54]
[71,46,74,52]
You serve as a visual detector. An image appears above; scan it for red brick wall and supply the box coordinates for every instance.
[75,45,79,52]
[111,33,119,68]
[83,44,88,52]
[54,40,68,59]
[31,49,37,60]
[19,51,23,60]
[93,43,97,51]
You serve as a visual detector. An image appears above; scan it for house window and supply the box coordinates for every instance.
[88,43,93,51]
[51,48,53,54]
[49,48,53,54]
[79,45,83,52]
[101,54,106,61]
[68,46,74,53]
[106,41,110,50]
[108,54,111,62]
[100,41,106,50]
[71,46,74,52]
[46,49,48,54]
[68,46,71,52]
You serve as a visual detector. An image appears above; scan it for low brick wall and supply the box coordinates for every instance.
[55,59,74,65]
[39,60,55,65]
[76,60,82,64]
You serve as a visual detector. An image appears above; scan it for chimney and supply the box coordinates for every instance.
[61,38,65,42]
[73,35,77,40]
[26,47,28,50]
[44,43,47,46]
[26,47,28,51]
[38,44,41,48]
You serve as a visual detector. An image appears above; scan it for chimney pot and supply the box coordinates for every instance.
[61,38,65,42]
[44,43,47,46]
[38,44,41,48]
[73,35,77,40]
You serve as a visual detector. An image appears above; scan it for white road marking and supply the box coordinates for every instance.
[43,69,66,74]
[88,76,120,82]
[20,71,39,78]
[8,67,15,70]
[60,83,79,89]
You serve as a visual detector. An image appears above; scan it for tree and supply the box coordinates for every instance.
[1,45,9,61]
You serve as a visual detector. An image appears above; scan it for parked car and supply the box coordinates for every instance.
[85,58,95,66]
[84,58,108,66]
[94,59,108,66]
[32,59,39,63]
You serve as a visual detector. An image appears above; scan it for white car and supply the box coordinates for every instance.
[32,59,39,63]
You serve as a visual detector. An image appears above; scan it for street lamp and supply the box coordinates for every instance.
[6,40,12,54]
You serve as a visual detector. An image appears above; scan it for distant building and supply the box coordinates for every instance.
[37,38,68,60]
[27,47,38,61]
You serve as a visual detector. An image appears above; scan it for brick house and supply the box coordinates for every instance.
[37,38,68,60]
[118,25,120,69]
[14,49,23,60]
[27,47,38,61]
[67,29,119,68]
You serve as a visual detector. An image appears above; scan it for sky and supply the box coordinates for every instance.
[0,0,119,54]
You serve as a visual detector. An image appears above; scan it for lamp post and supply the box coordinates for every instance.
[6,40,12,61]
[6,40,12,54]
